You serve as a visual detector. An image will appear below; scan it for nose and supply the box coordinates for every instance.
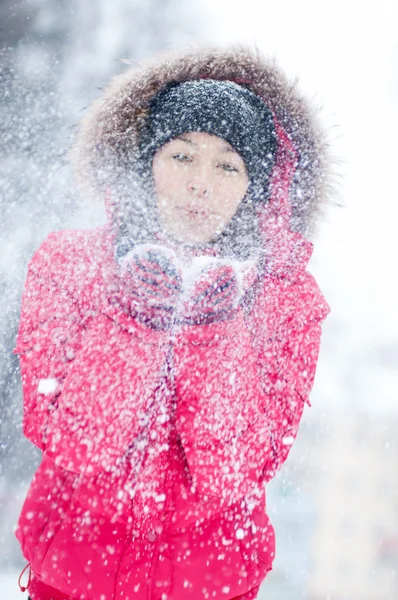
[188,180,209,198]
[187,165,213,199]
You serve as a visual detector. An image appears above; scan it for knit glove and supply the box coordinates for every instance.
[181,264,240,325]
[117,245,182,328]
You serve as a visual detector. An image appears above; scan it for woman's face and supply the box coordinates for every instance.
[152,132,249,244]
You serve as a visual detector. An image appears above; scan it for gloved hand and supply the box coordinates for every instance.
[116,244,257,328]
[181,264,239,325]
[117,244,182,328]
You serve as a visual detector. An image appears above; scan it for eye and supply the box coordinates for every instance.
[171,153,192,163]
[218,163,239,173]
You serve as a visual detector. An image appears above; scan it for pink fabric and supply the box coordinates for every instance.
[28,574,78,600]
[232,587,260,600]
[15,119,330,600]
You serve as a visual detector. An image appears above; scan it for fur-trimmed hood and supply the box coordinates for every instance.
[71,45,335,238]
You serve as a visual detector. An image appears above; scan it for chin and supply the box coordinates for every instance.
[170,229,213,246]
[181,236,212,246]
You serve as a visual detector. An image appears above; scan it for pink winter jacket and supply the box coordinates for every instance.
[15,47,332,600]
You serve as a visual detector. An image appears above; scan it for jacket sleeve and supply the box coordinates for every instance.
[248,271,330,482]
[173,309,274,506]
[173,271,330,505]
[14,232,86,452]
[15,233,168,476]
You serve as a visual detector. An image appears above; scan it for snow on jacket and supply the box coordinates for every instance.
[15,46,332,600]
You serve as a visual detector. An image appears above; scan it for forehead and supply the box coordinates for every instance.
[168,132,238,154]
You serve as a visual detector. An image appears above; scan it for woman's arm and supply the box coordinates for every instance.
[255,316,326,483]
[173,309,273,506]
[248,271,330,482]
[15,230,169,475]
[14,233,86,451]
[173,270,329,505]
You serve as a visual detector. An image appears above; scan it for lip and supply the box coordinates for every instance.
[178,206,212,220]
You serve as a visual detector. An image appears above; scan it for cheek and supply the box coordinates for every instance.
[154,166,184,203]
[213,178,248,215]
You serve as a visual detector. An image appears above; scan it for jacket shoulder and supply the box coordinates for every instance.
[29,225,113,274]
[30,225,111,267]
[249,270,330,341]
[27,225,116,304]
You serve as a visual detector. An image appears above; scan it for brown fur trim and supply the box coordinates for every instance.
[70,45,338,237]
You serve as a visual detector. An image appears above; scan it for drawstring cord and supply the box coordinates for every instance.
[18,562,31,592]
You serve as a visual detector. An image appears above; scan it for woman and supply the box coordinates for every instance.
[16,46,331,600]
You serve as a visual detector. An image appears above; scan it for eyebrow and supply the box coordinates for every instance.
[176,135,195,145]
[176,135,237,153]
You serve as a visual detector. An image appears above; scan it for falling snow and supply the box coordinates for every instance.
[2,3,398,600]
